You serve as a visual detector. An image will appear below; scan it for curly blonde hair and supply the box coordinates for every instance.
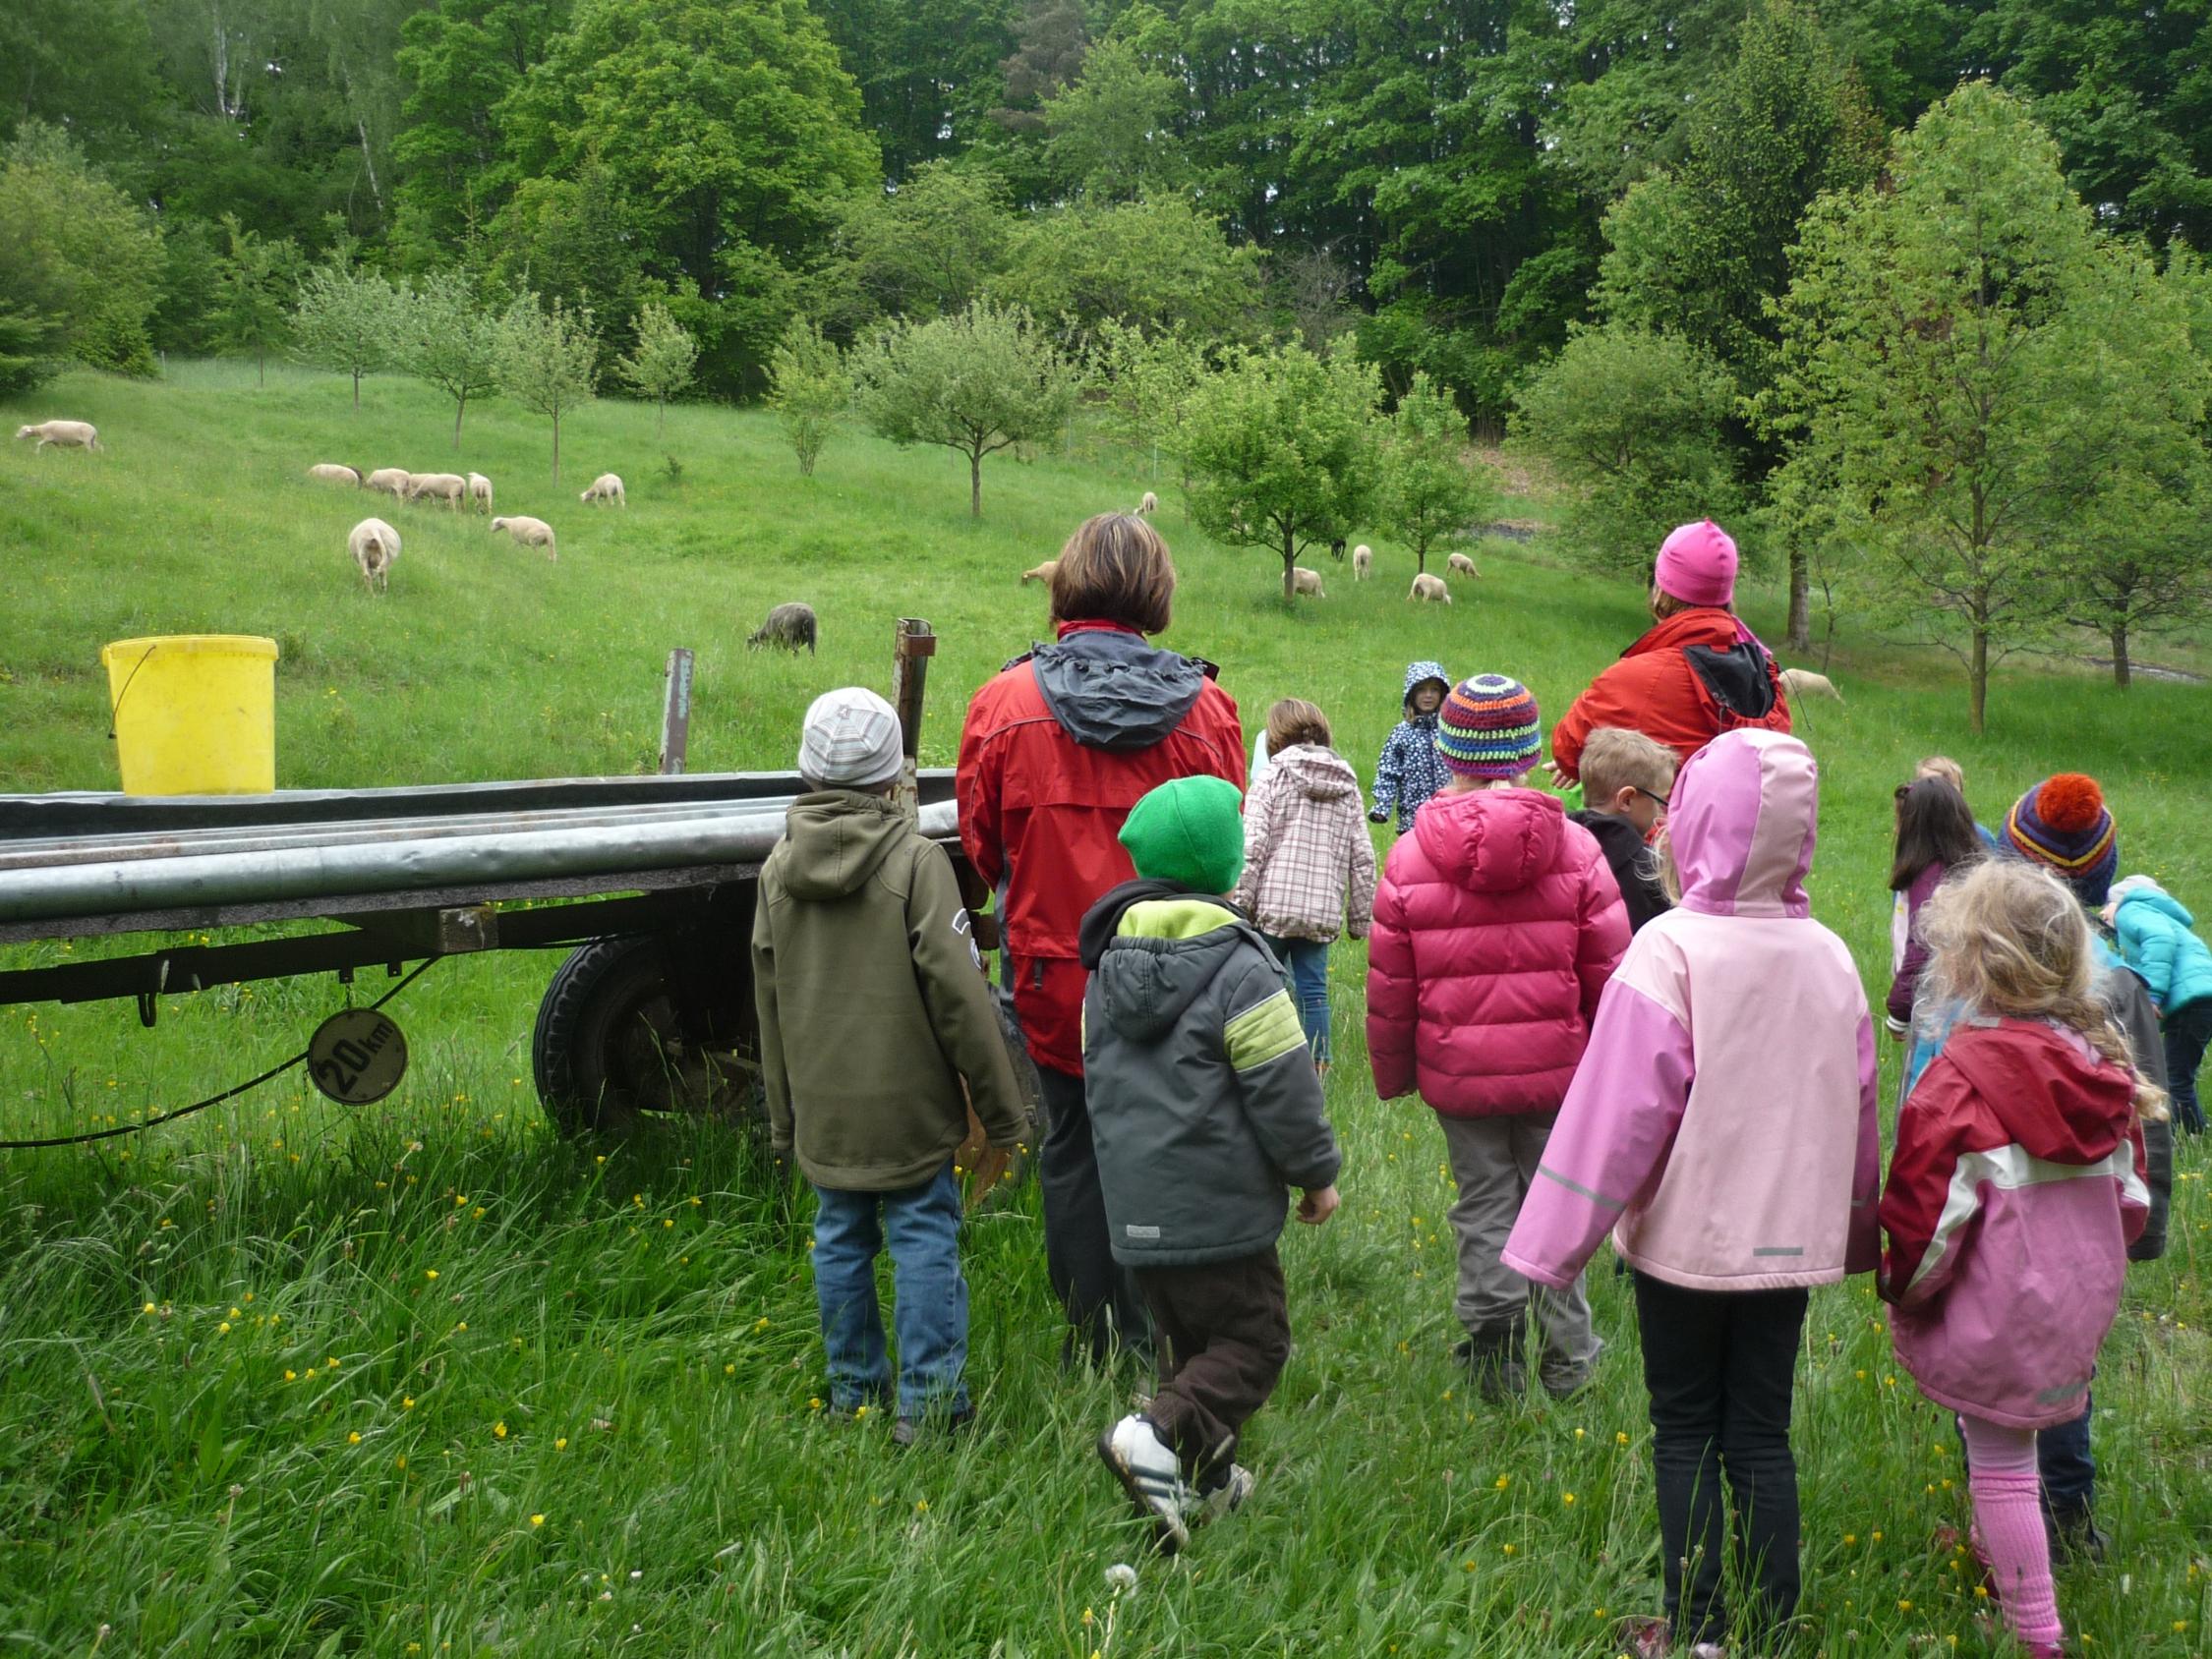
[1917,860,2167,1121]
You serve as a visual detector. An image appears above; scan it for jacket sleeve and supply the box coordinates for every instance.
[1346,812,1378,941]
[1502,970,1693,1288]
[2131,1112,2170,1263]
[906,842,1030,1148]
[1574,845,1631,1026]
[1847,1012,1883,1274]
[1878,1058,1974,1309]
[1230,772,1282,917]
[750,886,793,1156]
[955,692,1004,893]
[1886,871,1940,1032]
[2115,907,2177,1009]
[1364,863,1419,1100]
[1222,951,1341,1189]
[1370,726,1405,819]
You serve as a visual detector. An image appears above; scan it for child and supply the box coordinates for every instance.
[1230,698,1377,1069]
[2108,874,2212,1134]
[1368,675,1628,1401]
[1567,726,1678,934]
[1887,775,1984,1050]
[1879,861,2157,1659]
[1083,775,1342,1553]
[1915,755,2003,852]
[1503,729,1881,1656]
[1369,660,1452,831]
[752,688,1030,1442]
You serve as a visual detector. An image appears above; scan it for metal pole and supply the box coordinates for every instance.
[659,649,695,775]
[891,618,936,828]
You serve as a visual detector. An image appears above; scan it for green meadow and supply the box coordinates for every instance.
[0,364,2205,1656]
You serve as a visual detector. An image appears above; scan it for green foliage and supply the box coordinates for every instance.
[214,216,304,388]
[995,196,1259,343]
[1510,324,1740,579]
[486,160,644,356]
[1179,344,1383,601]
[614,303,699,434]
[495,294,601,481]
[0,123,162,377]
[0,303,64,395]
[817,162,1016,335]
[1040,33,1186,201]
[400,270,506,446]
[812,0,1021,182]
[850,300,1077,515]
[764,319,849,477]
[1378,373,1490,575]
[1088,318,1206,478]
[291,246,398,410]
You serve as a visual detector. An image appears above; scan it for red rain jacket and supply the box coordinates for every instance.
[1550,607,1791,781]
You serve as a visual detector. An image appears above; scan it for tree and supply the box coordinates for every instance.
[0,123,162,377]
[994,196,1260,343]
[1510,324,1740,579]
[214,215,301,387]
[850,300,1077,516]
[766,318,850,475]
[1379,373,1491,575]
[1090,318,1205,479]
[818,162,1016,333]
[292,251,396,408]
[402,270,505,446]
[496,294,601,482]
[1180,345,1384,602]
[0,305,64,396]
[614,303,699,433]
[1040,33,1185,200]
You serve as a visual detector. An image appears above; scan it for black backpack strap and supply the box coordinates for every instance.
[1683,643,1779,725]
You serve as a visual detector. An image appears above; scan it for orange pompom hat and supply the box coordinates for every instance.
[2005,773,2118,905]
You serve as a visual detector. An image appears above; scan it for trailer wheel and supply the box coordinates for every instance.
[532,935,755,1137]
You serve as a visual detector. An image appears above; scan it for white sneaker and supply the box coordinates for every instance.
[1188,1462,1254,1528]
[1097,1415,1191,1554]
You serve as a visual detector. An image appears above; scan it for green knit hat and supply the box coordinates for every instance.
[1119,775,1247,893]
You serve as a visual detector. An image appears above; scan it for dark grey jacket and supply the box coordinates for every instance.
[1079,881,1342,1267]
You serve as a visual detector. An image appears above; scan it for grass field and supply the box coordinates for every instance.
[1,363,2207,1656]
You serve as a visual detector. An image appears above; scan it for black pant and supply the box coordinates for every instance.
[1634,1273,1808,1646]
[1034,1065,1150,1364]
[2163,998,2212,1134]
[1135,1248,1292,1481]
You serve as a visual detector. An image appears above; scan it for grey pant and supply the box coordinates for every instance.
[1439,1110,1602,1388]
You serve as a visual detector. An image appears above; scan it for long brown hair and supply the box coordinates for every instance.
[1891,776,1982,891]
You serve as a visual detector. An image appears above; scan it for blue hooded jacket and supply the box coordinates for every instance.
[2111,877,2212,1014]
[1370,660,1451,831]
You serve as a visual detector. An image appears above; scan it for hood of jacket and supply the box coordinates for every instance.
[1410,786,1567,895]
[1030,621,1205,752]
[1621,606,1748,659]
[2115,880,2193,931]
[1401,658,1450,716]
[777,790,909,901]
[1082,884,1250,1045]
[1266,743,1360,802]
[1665,729,1816,918]
[1946,1019,2137,1164]
[1571,809,1654,868]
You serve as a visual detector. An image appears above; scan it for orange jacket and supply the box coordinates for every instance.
[1550,608,1791,781]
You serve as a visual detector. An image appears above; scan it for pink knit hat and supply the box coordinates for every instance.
[1655,519,1738,608]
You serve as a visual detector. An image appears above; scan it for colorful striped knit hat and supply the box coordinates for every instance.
[2005,774,2119,906]
[1435,674,1543,779]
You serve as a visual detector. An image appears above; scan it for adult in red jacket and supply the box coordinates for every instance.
[1549,519,1791,783]
[958,513,1246,1362]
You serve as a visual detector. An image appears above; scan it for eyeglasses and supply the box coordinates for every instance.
[1633,786,1670,811]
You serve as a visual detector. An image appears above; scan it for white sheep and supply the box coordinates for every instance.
[308,463,362,486]
[1019,560,1059,586]
[490,515,558,561]
[1778,667,1842,703]
[1292,566,1326,599]
[1447,551,1481,579]
[405,471,468,509]
[364,468,411,496]
[467,472,494,514]
[1353,544,1373,581]
[348,518,399,595]
[580,473,625,507]
[1135,490,1158,515]
[1409,572,1451,604]
[15,420,100,453]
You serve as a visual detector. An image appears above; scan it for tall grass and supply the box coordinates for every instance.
[0,365,2205,1655]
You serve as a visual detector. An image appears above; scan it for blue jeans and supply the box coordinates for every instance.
[811,1162,968,1417]
[1261,935,1332,1064]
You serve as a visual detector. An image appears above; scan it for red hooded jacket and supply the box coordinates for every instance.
[1550,607,1792,781]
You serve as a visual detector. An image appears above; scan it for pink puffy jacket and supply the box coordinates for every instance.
[1367,787,1629,1116]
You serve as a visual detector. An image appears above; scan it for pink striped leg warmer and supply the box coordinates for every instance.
[1959,1414,2063,1653]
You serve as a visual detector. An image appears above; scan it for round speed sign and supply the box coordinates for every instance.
[307,1007,409,1105]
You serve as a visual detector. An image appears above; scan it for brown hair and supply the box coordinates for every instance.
[1578,727,1677,808]
[1265,698,1332,754]
[1049,513,1176,635]
[1891,776,1982,891]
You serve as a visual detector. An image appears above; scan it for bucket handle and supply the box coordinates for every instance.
[106,642,156,741]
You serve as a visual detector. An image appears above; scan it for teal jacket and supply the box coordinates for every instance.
[2112,879,2212,1015]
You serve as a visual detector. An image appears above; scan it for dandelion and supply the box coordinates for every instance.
[1493,1474,1510,1491]
[1501,1544,1515,1556]
[1562,1491,1576,1506]
[425,1269,438,1281]
[531,1515,546,1528]
[1104,1564,1138,1593]
[1573,1427,1585,1440]
[555,1437,569,1451]
[725,1364,735,1376]
[284,1369,297,1382]
[395,1455,407,1470]
[807,1400,822,1413]
[229,1307,242,1319]
[403,1397,416,1410]
[218,1322,232,1335]
[1615,1431,1630,1447]
[1843,1533,1857,1546]
[1896,1599,1912,1613]
[915,1500,929,1514]
[348,1432,362,1445]
[754,1317,771,1332]
[143,1302,156,1315]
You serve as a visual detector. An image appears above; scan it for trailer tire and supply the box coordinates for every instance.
[533,935,755,1137]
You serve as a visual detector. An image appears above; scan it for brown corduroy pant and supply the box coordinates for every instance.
[1134,1246,1292,1481]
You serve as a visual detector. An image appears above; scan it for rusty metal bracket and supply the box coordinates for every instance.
[659,649,695,775]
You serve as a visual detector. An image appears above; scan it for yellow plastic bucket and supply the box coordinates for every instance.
[100,635,279,795]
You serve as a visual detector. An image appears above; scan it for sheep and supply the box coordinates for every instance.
[1778,666,1842,703]
[1135,490,1158,516]
[1409,572,1451,604]
[308,463,362,486]
[580,473,626,507]
[348,518,400,595]
[1353,545,1374,581]
[1019,560,1060,586]
[14,420,100,453]
[1446,551,1481,579]
[489,515,558,561]
[748,601,818,655]
[467,472,494,514]
[405,471,468,509]
[1292,567,1326,599]
[364,468,412,497]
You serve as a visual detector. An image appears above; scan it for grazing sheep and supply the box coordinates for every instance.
[348,518,400,595]
[1020,560,1059,586]
[1778,666,1842,703]
[467,472,494,514]
[1409,572,1451,604]
[1353,544,1374,581]
[489,515,558,561]
[1292,567,1326,599]
[15,420,100,453]
[580,473,625,507]
[364,468,411,496]
[1135,490,1158,515]
[748,601,818,655]
[308,463,362,486]
[1446,551,1481,579]
[405,471,468,509]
